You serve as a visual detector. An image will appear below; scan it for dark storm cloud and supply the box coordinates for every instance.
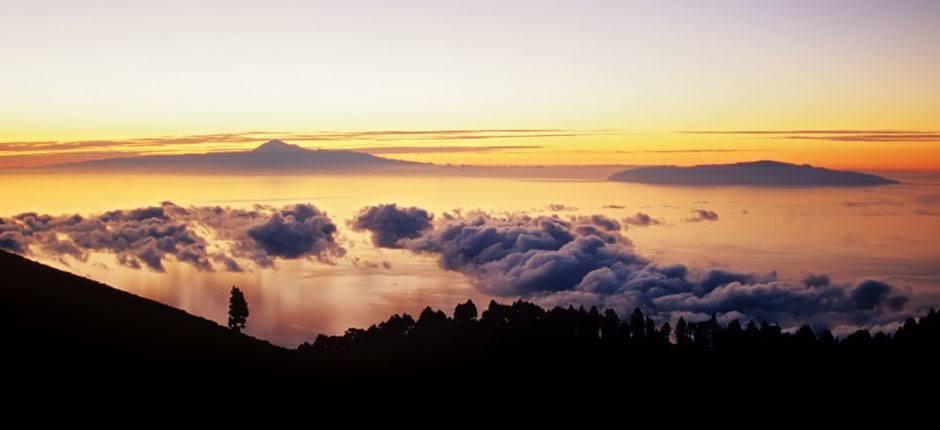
[352,206,910,330]
[349,204,434,248]
[0,202,344,271]
[622,212,663,228]
[684,209,719,223]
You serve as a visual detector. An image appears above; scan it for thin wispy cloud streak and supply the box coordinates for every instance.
[562,149,763,154]
[782,135,940,143]
[0,129,611,155]
[347,145,542,155]
[0,129,619,167]
[681,130,940,143]
[681,130,937,135]
[633,149,761,154]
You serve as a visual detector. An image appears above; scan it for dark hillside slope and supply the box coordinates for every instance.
[0,250,293,385]
[3,249,938,392]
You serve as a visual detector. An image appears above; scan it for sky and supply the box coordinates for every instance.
[1,0,938,169]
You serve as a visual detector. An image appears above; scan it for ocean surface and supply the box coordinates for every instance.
[2,170,938,346]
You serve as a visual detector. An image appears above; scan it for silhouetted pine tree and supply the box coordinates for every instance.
[227,286,249,333]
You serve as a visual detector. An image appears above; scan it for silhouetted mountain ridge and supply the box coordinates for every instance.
[46,140,424,172]
[0,249,294,387]
[608,160,898,186]
[251,139,308,154]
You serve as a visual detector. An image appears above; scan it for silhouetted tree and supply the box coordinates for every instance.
[416,306,448,332]
[872,331,891,345]
[645,317,657,343]
[587,306,602,339]
[601,309,620,341]
[793,325,816,347]
[454,299,478,324]
[630,308,646,343]
[482,300,511,328]
[675,317,691,346]
[745,320,759,342]
[843,329,872,346]
[227,286,249,333]
[659,322,672,345]
[378,313,415,337]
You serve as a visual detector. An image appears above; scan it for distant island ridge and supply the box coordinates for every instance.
[608,160,898,186]
[47,139,425,172]
[43,142,899,186]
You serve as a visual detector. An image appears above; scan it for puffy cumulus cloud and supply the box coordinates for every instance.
[572,214,621,232]
[0,218,28,254]
[355,205,911,330]
[622,212,663,228]
[0,232,27,254]
[397,213,627,295]
[349,204,433,248]
[850,280,907,311]
[247,204,344,264]
[685,209,719,223]
[802,273,831,288]
[0,202,343,272]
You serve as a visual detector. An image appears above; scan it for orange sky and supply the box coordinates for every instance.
[2,130,938,171]
[1,1,938,170]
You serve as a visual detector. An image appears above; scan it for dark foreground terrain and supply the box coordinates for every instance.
[3,250,938,391]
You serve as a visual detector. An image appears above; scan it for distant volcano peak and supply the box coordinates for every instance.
[252,139,307,153]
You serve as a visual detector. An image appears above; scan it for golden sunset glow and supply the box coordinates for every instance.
[3,2,940,383]
[1,1,938,170]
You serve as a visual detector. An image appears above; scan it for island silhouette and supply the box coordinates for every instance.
[609,160,898,186]
[46,139,424,173]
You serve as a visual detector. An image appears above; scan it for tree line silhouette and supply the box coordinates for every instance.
[295,299,940,382]
[301,299,940,352]
[8,247,937,389]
